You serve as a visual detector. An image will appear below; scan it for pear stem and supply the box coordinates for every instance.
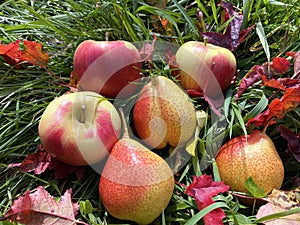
[262,118,272,134]
[79,104,86,123]
[118,107,130,139]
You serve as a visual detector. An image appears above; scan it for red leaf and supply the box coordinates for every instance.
[19,40,49,67]
[278,126,300,162]
[235,65,265,98]
[286,52,300,78]
[186,89,204,98]
[3,186,85,225]
[0,40,49,68]
[185,174,229,225]
[262,76,300,90]
[202,2,255,51]
[0,40,21,64]
[235,57,292,98]
[270,57,290,74]
[202,32,232,50]
[247,85,300,127]
[268,85,300,119]
[8,149,51,175]
[8,145,86,180]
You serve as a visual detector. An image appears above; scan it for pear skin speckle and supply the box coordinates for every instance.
[133,76,197,149]
[216,130,284,194]
[99,137,174,225]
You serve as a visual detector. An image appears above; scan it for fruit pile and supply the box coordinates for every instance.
[38,39,284,224]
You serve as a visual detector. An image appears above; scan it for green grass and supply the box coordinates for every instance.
[1,0,300,224]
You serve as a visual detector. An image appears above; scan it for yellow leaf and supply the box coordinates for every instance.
[185,110,207,156]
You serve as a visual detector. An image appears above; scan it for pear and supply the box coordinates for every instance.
[133,76,197,149]
[215,130,284,195]
[99,109,174,225]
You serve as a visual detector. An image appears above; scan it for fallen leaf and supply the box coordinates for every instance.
[8,148,51,175]
[139,35,157,62]
[256,189,300,225]
[235,57,292,98]
[278,126,300,162]
[8,145,86,180]
[247,84,300,127]
[0,40,21,66]
[185,174,230,225]
[267,189,300,210]
[0,39,49,68]
[18,40,49,67]
[287,52,300,78]
[262,76,300,91]
[2,186,86,225]
[186,110,207,156]
[256,203,300,225]
[266,85,300,120]
[202,1,255,51]
[270,57,290,74]
[235,64,265,98]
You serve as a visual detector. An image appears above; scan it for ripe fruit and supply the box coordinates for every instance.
[175,41,236,97]
[99,109,174,224]
[133,76,197,149]
[38,91,121,166]
[215,130,284,194]
[73,39,142,98]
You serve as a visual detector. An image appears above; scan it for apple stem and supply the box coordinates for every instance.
[105,32,109,42]
[203,37,208,46]
[118,107,130,139]
[79,104,86,123]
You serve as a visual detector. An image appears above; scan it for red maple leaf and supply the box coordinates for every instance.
[185,174,230,225]
[0,39,49,68]
[2,186,86,225]
[8,145,86,180]
[247,84,300,127]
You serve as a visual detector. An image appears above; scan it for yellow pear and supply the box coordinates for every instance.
[215,130,284,194]
[133,76,197,149]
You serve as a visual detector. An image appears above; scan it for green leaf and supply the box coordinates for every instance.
[79,200,93,216]
[185,202,229,225]
[172,0,200,39]
[244,177,266,198]
[232,102,248,136]
[244,91,268,121]
[256,21,270,63]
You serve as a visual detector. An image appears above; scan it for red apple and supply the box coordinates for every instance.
[174,41,237,97]
[73,40,142,98]
[38,91,121,166]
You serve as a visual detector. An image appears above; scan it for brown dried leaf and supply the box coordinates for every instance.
[256,189,300,225]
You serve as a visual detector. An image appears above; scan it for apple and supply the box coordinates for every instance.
[174,41,237,97]
[38,91,121,166]
[73,40,142,99]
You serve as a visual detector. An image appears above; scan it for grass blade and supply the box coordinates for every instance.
[256,21,270,62]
